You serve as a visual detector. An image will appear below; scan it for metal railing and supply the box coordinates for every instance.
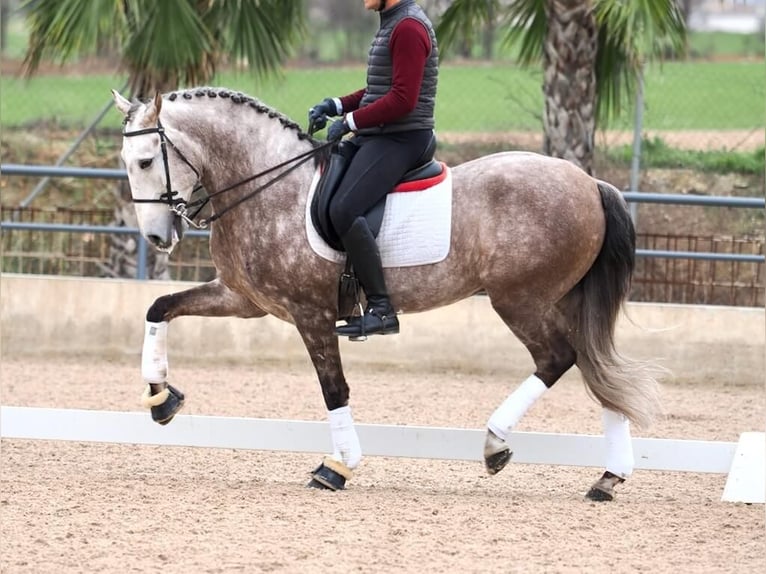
[1,164,764,281]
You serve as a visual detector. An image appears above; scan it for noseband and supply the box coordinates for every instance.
[122,119,333,229]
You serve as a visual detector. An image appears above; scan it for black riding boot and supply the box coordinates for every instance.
[335,217,399,339]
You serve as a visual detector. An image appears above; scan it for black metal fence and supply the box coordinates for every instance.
[1,206,763,307]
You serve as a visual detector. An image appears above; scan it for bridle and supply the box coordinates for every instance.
[122,119,333,229]
[122,119,206,225]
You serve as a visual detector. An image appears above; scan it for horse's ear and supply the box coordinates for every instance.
[146,92,163,123]
[112,89,132,116]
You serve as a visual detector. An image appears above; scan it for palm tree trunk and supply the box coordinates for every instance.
[542,0,598,175]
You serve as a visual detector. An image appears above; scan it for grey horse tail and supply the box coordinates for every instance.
[573,180,663,430]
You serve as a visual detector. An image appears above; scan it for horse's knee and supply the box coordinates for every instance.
[146,294,177,323]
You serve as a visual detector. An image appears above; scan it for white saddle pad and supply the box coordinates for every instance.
[305,164,453,268]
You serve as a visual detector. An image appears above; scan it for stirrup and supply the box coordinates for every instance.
[335,306,399,340]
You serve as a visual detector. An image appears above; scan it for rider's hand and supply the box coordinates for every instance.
[327,118,351,142]
[308,98,338,132]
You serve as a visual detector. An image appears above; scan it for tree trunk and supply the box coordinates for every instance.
[542,0,598,175]
[0,0,10,53]
[482,1,495,60]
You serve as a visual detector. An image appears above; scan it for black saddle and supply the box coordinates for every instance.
[310,133,441,252]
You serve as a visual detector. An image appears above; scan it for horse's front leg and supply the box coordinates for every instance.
[141,277,266,424]
[293,310,359,491]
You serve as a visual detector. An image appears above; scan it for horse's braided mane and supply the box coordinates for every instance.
[163,87,316,143]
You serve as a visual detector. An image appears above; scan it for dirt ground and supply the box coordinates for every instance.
[0,355,763,574]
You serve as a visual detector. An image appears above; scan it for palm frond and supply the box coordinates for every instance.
[435,0,500,56]
[500,0,546,66]
[205,0,305,80]
[21,0,124,75]
[594,0,686,123]
[124,0,215,95]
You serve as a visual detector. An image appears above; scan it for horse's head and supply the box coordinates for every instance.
[112,89,200,253]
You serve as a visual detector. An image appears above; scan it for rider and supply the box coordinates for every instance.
[308,0,439,339]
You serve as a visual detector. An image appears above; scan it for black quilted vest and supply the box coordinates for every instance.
[356,0,438,135]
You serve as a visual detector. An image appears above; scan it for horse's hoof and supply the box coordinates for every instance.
[307,457,352,491]
[483,429,512,475]
[306,477,335,490]
[484,448,512,475]
[585,471,625,502]
[141,384,185,425]
[585,486,615,502]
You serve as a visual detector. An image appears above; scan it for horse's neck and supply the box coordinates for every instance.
[167,103,314,209]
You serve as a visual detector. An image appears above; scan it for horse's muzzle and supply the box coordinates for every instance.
[146,214,186,252]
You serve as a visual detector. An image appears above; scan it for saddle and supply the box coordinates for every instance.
[309,133,441,320]
[310,133,441,252]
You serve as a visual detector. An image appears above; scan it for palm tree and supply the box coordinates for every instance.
[436,0,686,175]
[21,0,305,278]
[22,0,305,96]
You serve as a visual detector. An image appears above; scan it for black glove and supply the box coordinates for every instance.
[327,118,351,142]
[308,98,338,132]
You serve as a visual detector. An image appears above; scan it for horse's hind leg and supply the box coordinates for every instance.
[141,278,266,424]
[584,408,634,501]
[485,299,633,501]
[482,302,576,475]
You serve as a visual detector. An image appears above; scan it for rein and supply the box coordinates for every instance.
[122,119,333,229]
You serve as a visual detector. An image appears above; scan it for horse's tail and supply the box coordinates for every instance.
[572,180,662,430]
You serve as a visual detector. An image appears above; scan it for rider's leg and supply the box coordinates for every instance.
[328,130,432,338]
[335,215,399,337]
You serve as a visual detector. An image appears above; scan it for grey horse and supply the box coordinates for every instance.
[112,87,662,500]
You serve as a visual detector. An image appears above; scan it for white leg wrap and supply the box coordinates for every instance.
[603,408,634,479]
[141,321,169,384]
[328,406,362,470]
[487,375,547,441]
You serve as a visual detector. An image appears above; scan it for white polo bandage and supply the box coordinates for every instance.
[328,405,362,470]
[603,408,634,478]
[141,321,169,383]
[487,375,547,441]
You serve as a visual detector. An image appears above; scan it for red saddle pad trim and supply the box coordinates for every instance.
[393,162,448,193]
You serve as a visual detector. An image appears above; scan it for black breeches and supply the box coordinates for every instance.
[328,129,434,237]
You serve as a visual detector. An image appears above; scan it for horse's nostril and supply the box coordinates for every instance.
[147,234,164,247]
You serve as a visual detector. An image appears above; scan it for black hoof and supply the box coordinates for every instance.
[306,477,337,490]
[484,448,512,475]
[585,471,624,502]
[585,487,615,502]
[307,458,352,491]
[142,384,185,425]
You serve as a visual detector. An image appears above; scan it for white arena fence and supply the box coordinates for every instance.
[1,406,763,504]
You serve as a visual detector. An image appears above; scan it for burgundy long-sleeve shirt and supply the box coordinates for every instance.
[338,17,431,132]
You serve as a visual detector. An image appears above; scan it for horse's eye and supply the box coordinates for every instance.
[139,159,153,170]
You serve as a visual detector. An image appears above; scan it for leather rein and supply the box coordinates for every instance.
[122,119,333,229]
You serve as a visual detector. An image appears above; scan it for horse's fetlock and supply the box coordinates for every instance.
[149,382,167,394]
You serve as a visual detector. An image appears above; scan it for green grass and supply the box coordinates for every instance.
[608,136,765,175]
[640,60,764,131]
[2,16,30,59]
[687,31,765,59]
[213,64,545,132]
[1,60,763,134]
